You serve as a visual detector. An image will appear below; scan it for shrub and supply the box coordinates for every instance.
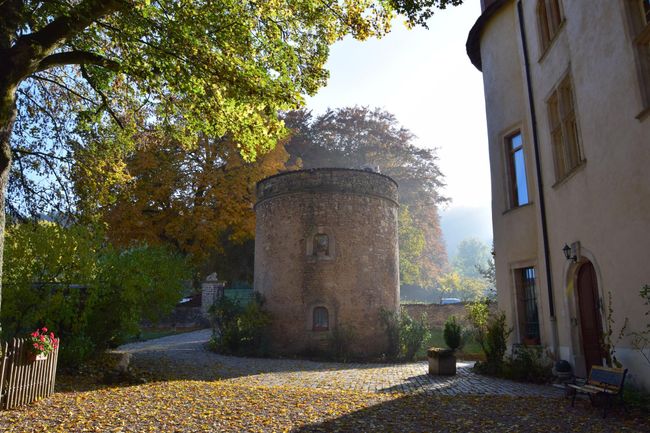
[379,308,400,360]
[503,345,553,383]
[443,315,463,351]
[208,293,271,356]
[2,222,191,366]
[400,312,430,361]
[379,308,430,362]
[470,308,512,375]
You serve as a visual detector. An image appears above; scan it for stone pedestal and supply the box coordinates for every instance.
[201,273,225,317]
[427,348,456,375]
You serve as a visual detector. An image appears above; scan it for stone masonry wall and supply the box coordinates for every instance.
[254,169,399,359]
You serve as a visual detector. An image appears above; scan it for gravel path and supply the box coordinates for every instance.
[118,329,563,397]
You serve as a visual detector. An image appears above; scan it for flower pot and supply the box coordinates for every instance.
[427,347,456,375]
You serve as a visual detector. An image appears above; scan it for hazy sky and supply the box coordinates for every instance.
[305,1,493,249]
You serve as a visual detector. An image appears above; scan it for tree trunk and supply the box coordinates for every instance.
[0,86,17,334]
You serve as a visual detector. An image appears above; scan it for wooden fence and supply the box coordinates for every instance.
[0,338,59,410]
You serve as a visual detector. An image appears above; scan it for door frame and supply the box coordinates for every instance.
[563,248,607,377]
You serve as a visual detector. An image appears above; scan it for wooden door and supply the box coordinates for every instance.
[577,262,603,372]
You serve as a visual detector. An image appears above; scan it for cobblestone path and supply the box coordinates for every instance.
[119,329,563,398]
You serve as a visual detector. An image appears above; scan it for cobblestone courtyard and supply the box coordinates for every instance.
[2,329,647,432]
[120,329,561,397]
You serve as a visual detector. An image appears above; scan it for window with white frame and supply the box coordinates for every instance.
[506,131,529,208]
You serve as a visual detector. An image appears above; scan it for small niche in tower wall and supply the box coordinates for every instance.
[313,234,329,256]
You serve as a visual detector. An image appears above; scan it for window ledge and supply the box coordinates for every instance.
[552,159,587,189]
[537,20,566,63]
[502,202,534,215]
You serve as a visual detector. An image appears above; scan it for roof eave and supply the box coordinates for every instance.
[466,0,510,72]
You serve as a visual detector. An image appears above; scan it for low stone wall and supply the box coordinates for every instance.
[402,303,496,329]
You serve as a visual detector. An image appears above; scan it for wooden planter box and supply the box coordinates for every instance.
[427,347,456,375]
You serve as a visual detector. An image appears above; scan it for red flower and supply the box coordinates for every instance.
[41,327,48,332]
[40,335,46,342]
[38,345,44,351]
[33,343,39,349]
[50,332,55,339]
[31,331,38,337]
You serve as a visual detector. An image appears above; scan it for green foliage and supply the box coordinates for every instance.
[379,308,430,362]
[398,206,426,285]
[466,299,491,331]
[400,312,431,362]
[621,285,650,367]
[5,0,461,220]
[443,315,463,351]
[502,346,553,383]
[379,308,401,361]
[476,243,496,300]
[467,300,511,375]
[2,221,191,366]
[452,238,491,279]
[208,293,271,356]
[623,385,650,413]
[86,244,190,349]
[438,271,488,302]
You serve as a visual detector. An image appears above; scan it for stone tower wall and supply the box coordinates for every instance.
[254,168,400,358]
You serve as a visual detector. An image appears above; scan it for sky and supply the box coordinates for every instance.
[305,0,493,256]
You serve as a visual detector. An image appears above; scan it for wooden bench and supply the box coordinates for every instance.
[566,366,628,418]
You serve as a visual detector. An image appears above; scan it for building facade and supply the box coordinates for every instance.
[467,0,650,388]
[254,168,400,358]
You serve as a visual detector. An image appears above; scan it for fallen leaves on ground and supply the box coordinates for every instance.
[1,379,647,432]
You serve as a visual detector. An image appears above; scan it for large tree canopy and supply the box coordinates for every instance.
[284,106,449,286]
[0,0,463,322]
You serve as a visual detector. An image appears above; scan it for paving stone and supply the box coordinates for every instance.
[120,329,564,398]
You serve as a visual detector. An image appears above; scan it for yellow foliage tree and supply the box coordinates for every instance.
[102,133,291,266]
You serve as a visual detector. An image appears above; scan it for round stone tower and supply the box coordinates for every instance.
[254,168,400,358]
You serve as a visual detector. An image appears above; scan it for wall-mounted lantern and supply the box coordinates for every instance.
[563,244,578,263]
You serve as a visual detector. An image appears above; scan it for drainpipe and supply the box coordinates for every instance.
[516,1,559,356]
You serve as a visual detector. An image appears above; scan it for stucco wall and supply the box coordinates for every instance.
[254,169,400,358]
[475,0,650,388]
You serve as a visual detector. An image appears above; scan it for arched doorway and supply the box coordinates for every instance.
[576,261,603,372]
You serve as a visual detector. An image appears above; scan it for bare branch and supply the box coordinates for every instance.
[29,73,98,105]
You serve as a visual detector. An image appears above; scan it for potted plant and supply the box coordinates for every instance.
[28,327,59,362]
[428,315,463,375]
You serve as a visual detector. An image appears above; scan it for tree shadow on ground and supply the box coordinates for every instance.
[378,373,457,394]
[291,392,649,433]
[117,328,433,383]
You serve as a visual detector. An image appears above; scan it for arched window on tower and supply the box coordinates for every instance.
[313,306,329,331]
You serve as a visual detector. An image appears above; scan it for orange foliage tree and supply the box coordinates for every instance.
[100,133,290,270]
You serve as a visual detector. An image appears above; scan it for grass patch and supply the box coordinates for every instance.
[416,327,484,361]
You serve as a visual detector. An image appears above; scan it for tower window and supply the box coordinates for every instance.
[313,307,329,331]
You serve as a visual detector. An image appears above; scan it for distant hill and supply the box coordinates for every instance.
[440,206,493,258]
